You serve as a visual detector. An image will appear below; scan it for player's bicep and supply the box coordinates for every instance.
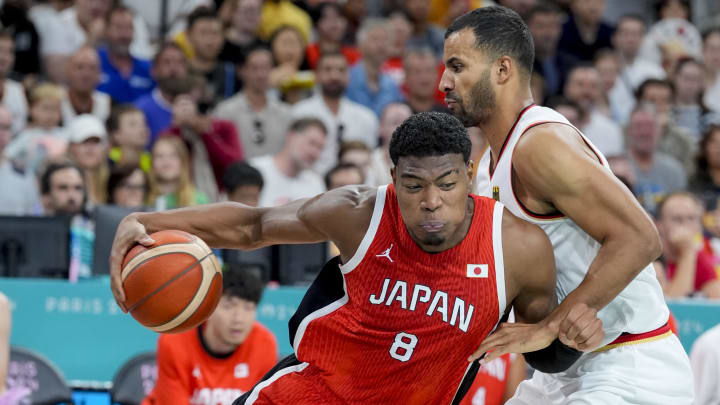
[503,210,557,324]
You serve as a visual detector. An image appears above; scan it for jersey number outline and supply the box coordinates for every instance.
[389,332,418,362]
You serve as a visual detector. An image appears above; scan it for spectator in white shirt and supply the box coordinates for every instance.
[702,28,720,114]
[250,117,326,207]
[564,64,624,156]
[39,0,153,83]
[61,46,111,125]
[0,31,27,136]
[0,105,39,215]
[292,52,378,174]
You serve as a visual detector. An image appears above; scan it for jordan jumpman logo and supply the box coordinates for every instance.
[376,244,394,262]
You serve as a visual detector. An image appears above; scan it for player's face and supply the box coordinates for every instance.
[207,296,257,346]
[440,29,496,128]
[393,154,473,252]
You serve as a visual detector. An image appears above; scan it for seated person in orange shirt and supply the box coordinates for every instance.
[143,269,278,405]
[654,192,720,299]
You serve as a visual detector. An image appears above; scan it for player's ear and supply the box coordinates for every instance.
[466,160,474,182]
[496,56,512,84]
[390,167,396,184]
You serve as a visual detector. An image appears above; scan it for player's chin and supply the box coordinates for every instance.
[420,233,446,246]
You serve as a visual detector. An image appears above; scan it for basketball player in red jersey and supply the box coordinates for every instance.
[440,6,693,404]
[109,112,603,404]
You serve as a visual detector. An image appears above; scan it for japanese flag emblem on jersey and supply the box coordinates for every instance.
[467,264,488,278]
[234,363,249,378]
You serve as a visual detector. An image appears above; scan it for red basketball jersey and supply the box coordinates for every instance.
[256,184,507,404]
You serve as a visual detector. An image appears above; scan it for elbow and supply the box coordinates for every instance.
[642,226,663,263]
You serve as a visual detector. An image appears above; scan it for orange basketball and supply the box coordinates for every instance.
[121,230,223,333]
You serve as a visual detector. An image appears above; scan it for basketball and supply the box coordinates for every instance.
[120,230,223,334]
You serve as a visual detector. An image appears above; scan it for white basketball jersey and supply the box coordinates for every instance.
[478,105,668,346]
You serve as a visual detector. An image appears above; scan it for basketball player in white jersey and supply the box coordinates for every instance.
[440,6,693,405]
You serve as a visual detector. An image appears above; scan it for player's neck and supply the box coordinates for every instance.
[199,325,237,358]
[482,94,534,165]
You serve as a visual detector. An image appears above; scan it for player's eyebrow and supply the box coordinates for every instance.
[434,169,458,181]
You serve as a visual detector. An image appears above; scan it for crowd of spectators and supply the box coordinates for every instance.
[0,0,716,297]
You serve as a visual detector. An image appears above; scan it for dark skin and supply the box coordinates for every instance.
[109,153,602,363]
[440,28,659,361]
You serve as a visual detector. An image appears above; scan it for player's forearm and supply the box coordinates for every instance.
[135,202,263,249]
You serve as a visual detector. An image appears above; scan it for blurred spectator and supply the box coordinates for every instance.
[292,52,378,174]
[122,0,209,42]
[563,64,623,156]
[342,0,367,46]
[259,0,312,44]
[626,107,687,213]
[107,105,151,172]
[527,3,578,98]
[214,46,291,159]
[269,25,314,105]
[40,0,153,83]
[639,0,702,73]
[0,0,40,77]
[162,75,244,200]
[135,42,189,144]
[338,140,371,184]
[0,105,39,215]
[689,324,720,404]
[219,0,265,67]
[403,47,448,114]
[306,2,360,70]
[142,268,277,405]
[367,102,412,187]
[546,95,584,128]
[689,124,720,209]
[610,14,665,124]
[39,159,93,281]
[558,0,614,62]
[148,136,209,210]
[672,57,710,140]
[636,78,695,172]
[27,0,71,82]
[6,83,66,173]
[66,114,109,205]
[97,6,154,104]
[0,31,27,136]
[325,163,365,190]
[427,0,489,28]
[496,0,536,18]
[249,118,326,207]
[181,7,236,103]
[460,353,527,405]
[106,164,148,208]
[61,46,111,125]
[593,49,623,120]
[382,10,413,86]
[654,192,720,299]
[222,161,263,206]
[403,0,445,59]
[703,28,720,113]
[346,18,402,117]
[468,126,490,194]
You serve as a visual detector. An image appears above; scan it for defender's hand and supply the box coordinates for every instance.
[109,214,155,312]
[469,321,557,363]
[557,303,604,351]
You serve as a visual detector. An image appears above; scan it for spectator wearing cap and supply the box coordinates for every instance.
[0,30,28,136]
[0,105,40,216]
[292,52,378,175]
[345,18,402,118]
[558,0,615,62]
[135,42,189,145]
[214,46,291,159]
[61,46,111,125]
[66,114,109,205]
[97,5,154,104]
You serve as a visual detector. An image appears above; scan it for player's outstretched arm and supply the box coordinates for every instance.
[469,209,603,372]
[513,124,660,343]
[109,186,376,309]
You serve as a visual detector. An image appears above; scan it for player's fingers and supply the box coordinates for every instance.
[575,319,604,352]
[562,305,596,341]
[138,234,155,246]
[571,312,601,345]
[479,347,507,364]
[472,335,505,360]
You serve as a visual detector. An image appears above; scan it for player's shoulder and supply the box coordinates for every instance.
[500,207,553,264]
[515,121,580,158]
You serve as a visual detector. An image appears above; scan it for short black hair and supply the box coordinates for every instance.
[187,6,218,30]
[222,265,265,304]
[152,41,185,65]
[107,104,142,135]
[445,6,534,75]
[106,165,148,204]
[40,159,84,195]
[636,78,675,99]
[325,163,365,189]
[316,51,347,69]
[222,161,264,193]
[240,44,271,67]
[105,4,134,24]
[525,2,561,23]
[389,112,471,166]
